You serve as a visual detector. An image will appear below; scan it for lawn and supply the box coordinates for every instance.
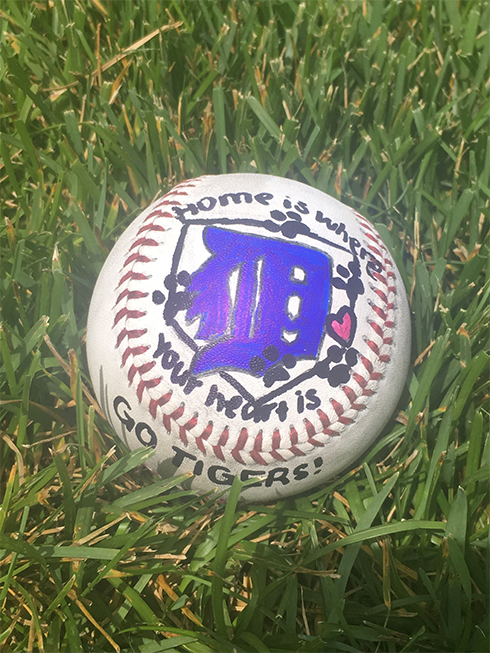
[0,1,488,652]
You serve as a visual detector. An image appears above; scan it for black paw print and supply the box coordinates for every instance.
[249,345,296,387]
[332,260,364,303]
[314,346,358,387]
[152,271,194,323]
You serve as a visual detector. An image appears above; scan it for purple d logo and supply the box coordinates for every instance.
[185,228,332,379]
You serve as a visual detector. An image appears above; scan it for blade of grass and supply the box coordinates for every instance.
[211,475,244,637]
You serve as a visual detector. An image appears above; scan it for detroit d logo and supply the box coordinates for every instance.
[153,219,361,404]
[187,227,331,376]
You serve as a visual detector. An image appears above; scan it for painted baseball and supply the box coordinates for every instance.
[87,174,411,501]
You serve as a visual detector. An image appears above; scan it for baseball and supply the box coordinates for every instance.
[87,174,411,502]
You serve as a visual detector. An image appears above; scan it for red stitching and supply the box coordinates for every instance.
[331,400,354,425]
[128,360,155,383]
[179,416,199,446]
[249,431,268,465]
[369,321,384,338]
[272,430,281,449]
[288,424,310,453]
[116,328,147,348]
[366,339,390,362]
[217,427,229,446]
[316,410,339,436]
[149,392,172,419]
[163,404,184,433]
[370,304,387,320]
[142,207,180,224]
[373,288,388,304]
[307,436,324,447]
[253,430,263,451]
[304,419,316,437]
[113,308,146,327]
[129,237,158,250]
[137,223,166,235]
[212,426,228,461]
[343,386,367,411]
[232,429,248,463]
[352,372,375,395]
[170,189,196,196]
[289,426,299,445]
[193,419,212,452]
[115,290,148,305]
[368,246,383,259]
[137,377,162,402]
[250,451,267,465]
[372,271,388,286]
[122,345,149,366]
[123,253,151,268]
[118,271,148,285]
[270,429,285,461]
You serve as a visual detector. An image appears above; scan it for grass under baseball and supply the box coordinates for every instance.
[0,1,488,652]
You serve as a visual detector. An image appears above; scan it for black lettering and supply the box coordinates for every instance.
[242,401,279,423]
[335,222,349,243]
[241,403,255,420]
[240,469,266,488]
[205,384,226,411]
[153,333,171,359]
[294,201,309,214]
[113,396,135,432]
[171,445,197,469]
[276,401,288,422]
[197,196,217,211]
[218,192,253,206]
[170,362,190,386]
[366,258,383,279]
[205,386,242,416]
[172,203,199,218]
[135,422,157,448]
[255,192,273,205]
[349,237,361,255]
[265,467,290,487]
[154,335,202,394]
[184,375,203,395]
[208,465,235,485]
[315,210,338,230]
[256,402,277,423]
[314,211,348,242]
[193,460,204,476]
[225,395,243,419]
[296,390,304,414]
[305,388,321,410]
[161,347,179,369]
[293,463,309,481]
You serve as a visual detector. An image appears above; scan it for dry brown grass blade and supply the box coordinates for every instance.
[156,575,203,627]
[43,334,106,419]
[74,598,121,652]
[47,21,184,95]
[2,435,25,485]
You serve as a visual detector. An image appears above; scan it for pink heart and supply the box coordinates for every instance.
[331,311,352,340]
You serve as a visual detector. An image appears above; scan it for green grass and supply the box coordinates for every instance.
[0,1,489,651]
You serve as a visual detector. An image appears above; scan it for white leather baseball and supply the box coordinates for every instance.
[87,174,411,501]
